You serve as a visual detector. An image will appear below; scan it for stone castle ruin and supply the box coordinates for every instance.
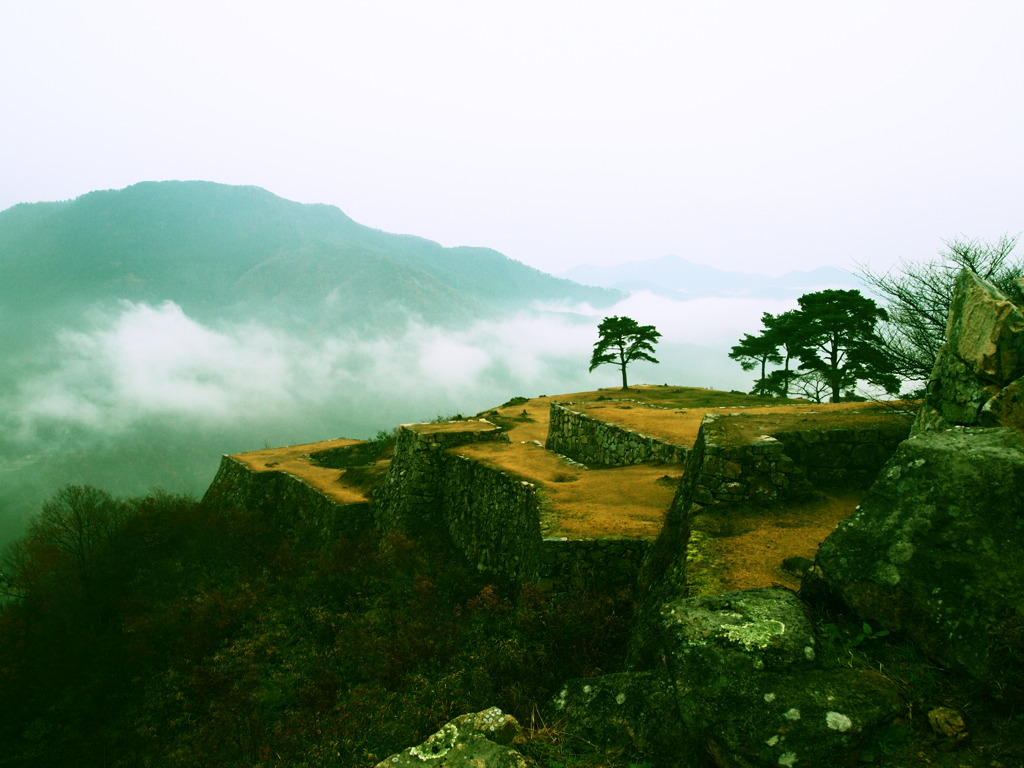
[206,269,1023,767]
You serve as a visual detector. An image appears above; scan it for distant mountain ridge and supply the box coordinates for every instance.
[560,254,860,300]
[0,180,620,332]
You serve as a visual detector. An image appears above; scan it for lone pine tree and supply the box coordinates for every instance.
[589,315,661,390]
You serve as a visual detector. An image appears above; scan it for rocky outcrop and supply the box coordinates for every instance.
[815,270,1024,683]
[545,672,684,757]
[816,427,1024,680]
[914,270,1024,433]
[374,707,534,767]
[553,588,902,767]
[660,588,901,768]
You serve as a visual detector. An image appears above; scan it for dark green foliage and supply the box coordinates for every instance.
[0,486,633,767]
[729,290,899,401]
[808,603,1024,768]
[589,316,662,390]
[791,289,900,401]
[728,323,783,394]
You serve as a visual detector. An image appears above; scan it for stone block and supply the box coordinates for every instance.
[818,427,1024,681]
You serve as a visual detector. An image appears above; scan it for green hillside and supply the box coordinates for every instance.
[0,180,619,330]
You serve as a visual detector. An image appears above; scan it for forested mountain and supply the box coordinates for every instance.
[0,180,618,333]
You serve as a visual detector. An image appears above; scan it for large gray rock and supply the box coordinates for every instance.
[374,707,535,767]
[817,427,1024,681]
[914,270,1024,433]
[545,671,689,758]
[659,588,902,768]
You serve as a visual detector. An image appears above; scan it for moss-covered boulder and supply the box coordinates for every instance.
[659,588,902,767]
[374,707,534,767]
[544,671,689,758]
[817,427,1024,682]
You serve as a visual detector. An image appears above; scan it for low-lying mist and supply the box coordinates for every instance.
[0,291,792,545]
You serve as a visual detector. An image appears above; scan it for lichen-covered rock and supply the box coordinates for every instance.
[816,427,1024,681]
[544,671,689,758]
[660,588,819,680]
[658,588,902,767]
[914,270,1024,433]
[374,707,535,767]
[700,669,902,768]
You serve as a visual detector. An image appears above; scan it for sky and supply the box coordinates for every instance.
[3,1,1022,277]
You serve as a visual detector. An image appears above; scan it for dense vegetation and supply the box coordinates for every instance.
[0,486,633,767]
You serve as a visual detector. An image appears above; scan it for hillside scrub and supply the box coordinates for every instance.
[0,486,633,767]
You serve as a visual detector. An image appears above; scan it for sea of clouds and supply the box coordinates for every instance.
[6,292,797,442]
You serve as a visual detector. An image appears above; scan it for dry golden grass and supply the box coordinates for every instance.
[231,438,373,505]
[469,388,909,546]
[456,440,680,539]
[687,490,866,595]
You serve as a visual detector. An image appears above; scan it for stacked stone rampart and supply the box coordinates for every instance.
[436,452,543,584]
[203,456,372,541]
[376,421,545,586]
[771,424,909,488]
[376,419,651,591]
[691,414,911,508]
[545,402,686,466]
[375,421,510,534]
[691,419,797,507]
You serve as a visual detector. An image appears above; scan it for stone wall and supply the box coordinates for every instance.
[376,419,651,592]
[771,424,910,489]
[375,420,511,534]
[376,421,544,586]
[545,402,686,467]
[203,456,372,541]
[691,418,797,507]
[691,414,910,508]
[436,452,544,585]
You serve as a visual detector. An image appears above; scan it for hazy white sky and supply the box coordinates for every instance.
[3,1,1022,275]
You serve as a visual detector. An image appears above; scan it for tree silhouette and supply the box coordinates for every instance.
[589,316,661,390]
[729,290,899,401]
[790,290,899,402]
